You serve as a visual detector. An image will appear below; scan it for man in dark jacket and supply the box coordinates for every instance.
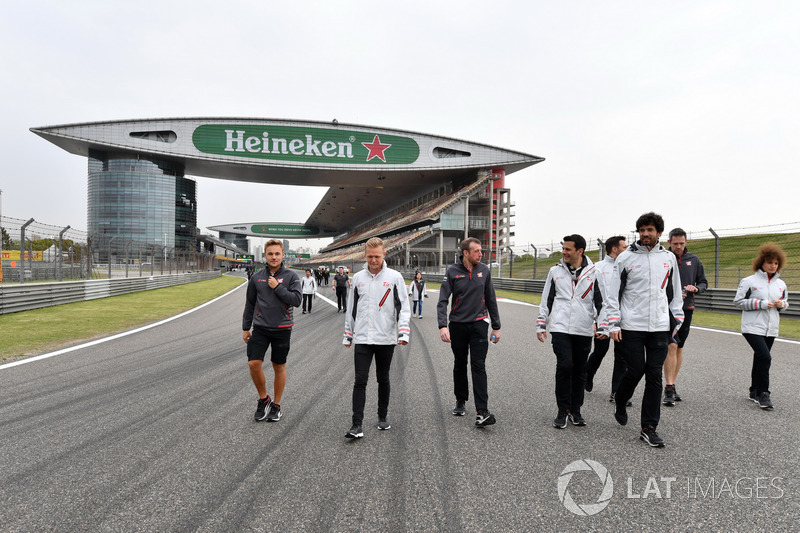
[437,237,501,427]
[242,239,302,422]
[663,228,708,406]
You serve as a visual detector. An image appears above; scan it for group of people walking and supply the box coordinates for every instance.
[535,212,789,448]
[241,213,790,448]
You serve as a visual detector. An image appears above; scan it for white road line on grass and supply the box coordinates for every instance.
[4,285,795,371]
[0,283,246,371]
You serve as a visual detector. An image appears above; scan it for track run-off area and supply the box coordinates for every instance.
[2,273,799,531]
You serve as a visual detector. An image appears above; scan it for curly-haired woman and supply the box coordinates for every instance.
[733,243,790,410]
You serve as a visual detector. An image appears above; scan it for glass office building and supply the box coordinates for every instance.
[87,150,197,257]
[218,231,249,251]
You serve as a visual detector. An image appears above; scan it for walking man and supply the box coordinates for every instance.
[537,235,603,428]
[242,239,302,422]
[343,238,411,439]
[300,268,317,314]
[332,266,350,312]
[585,236,630,404]
[605,213,684,447]
[663,228,707,406]
[438,237,501,427]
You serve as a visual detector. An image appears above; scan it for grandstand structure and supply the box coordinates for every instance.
[310,169,519,273]
[32,118,543,271]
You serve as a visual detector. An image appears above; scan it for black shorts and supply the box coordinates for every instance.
[247,327,292,364]
[669,309,693,348]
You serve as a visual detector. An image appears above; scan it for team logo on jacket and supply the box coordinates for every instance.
[664,263,669,269]
[455,274,466,279]
[477,272,483,278]
[383,282,391,287]
[686,261,692,266]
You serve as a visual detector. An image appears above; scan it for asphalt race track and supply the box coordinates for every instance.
[2,274,799,532]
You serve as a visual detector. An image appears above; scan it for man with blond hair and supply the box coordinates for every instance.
[242,239,302,422]
[343,237,411,439]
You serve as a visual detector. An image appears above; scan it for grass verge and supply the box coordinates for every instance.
[0,275,245,361]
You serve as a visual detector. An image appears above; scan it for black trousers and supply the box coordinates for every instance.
[352,344,395,425]
[743,333,774,394]
[449,321,490,412]
[551,332,592,412]
[302,293,313,312]
[336,288,348,311]
[615,330,669,428]
[586,336,627,394]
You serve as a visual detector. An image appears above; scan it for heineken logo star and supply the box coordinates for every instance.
[362,135,392,162]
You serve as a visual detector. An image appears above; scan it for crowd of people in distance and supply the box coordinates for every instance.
[240,211,790,448]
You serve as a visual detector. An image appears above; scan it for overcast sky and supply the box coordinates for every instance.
[2,1,798,253]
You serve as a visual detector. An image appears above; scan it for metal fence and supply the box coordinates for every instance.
[502,221,800,290]
[1,216,216,284]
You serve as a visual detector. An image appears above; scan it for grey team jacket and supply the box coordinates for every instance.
[604,241,684,334]
[671,248,708,310]
[242,264,302,331]
[733,269,789,337]
[437,261,501,330]
[343,262,411,345]
[537,256,603,337]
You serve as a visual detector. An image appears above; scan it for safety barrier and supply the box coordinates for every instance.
[0,271,221,315]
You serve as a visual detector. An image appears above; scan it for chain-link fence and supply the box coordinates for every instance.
[501,221,800,289]
[1,216,216,283]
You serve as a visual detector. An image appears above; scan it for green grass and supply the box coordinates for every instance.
[3,273,796,363]
[0,275,245,361]
[498,232,800,289]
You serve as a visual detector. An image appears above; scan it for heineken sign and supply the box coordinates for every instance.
[251,224,321,237]
[193,125,420,165]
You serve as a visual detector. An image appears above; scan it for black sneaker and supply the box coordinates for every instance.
[640,425,665,447]
[568,411,586,426]
[345,424,364,439]
[452,400,466,416]
[254,395,272,421]
[584,372,594,392]
[673,386,682,401]
[663,386,676,407]
[553,410,568,429]
[758,392,774,410]
[749,390,759,404]
[266,403,282,422]
[614,402,628,426]
[475,409,496,427]
[377,417,391,430]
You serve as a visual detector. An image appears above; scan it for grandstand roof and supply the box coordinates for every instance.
[32,118,543,237]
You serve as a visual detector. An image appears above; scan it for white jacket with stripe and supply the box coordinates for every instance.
[604,241,684,333]
[537,256,603,337]
[733,269,789,336]
[343,262,411,345]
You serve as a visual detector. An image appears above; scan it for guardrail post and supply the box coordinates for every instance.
[709,227,720,288]
[19,218,34,284]
[58,225,70,281]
